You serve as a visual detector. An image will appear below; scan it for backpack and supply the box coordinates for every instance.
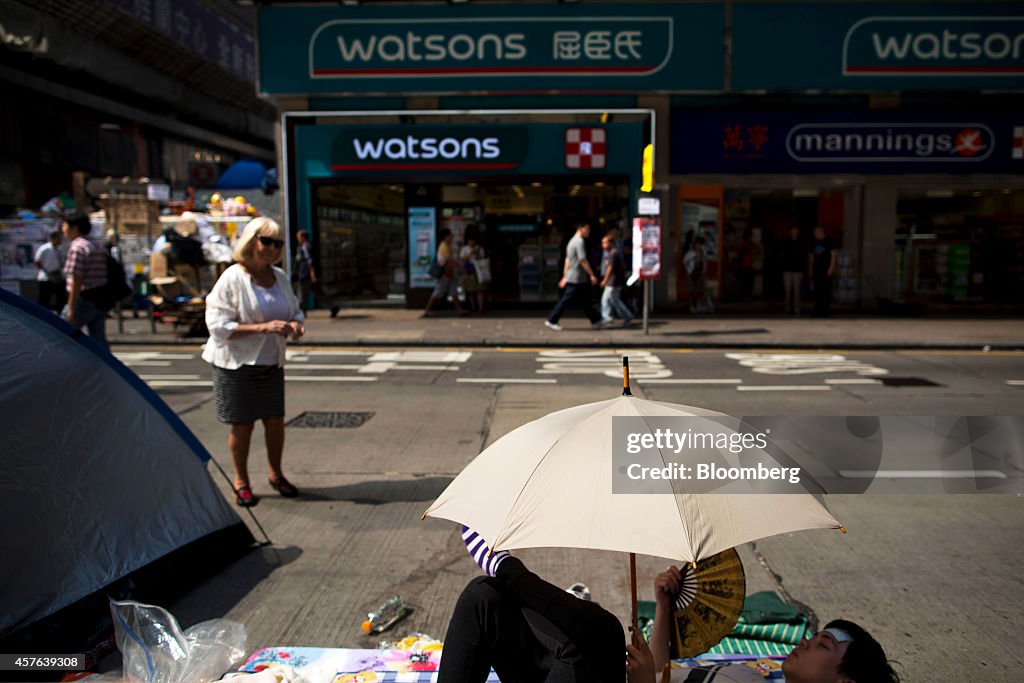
[82,255,133,311]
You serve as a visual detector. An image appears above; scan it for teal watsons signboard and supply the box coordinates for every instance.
[259,4,723,93]
[734,3,1024,90]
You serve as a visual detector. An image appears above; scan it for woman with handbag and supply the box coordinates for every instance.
[459,231,489,314]
[202,217,305,507]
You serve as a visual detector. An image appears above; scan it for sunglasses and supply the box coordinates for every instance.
[258,236,285,249]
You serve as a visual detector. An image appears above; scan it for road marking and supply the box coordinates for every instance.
[1007,380,1024,386]
[285,376,378,382]
[115,352,197,360]
[457,378,558,384]
[736,385,832,392]
[146,380,212,387]
[286,350,371,359]
[825,378,883,385]
[284,364,372,371]
[138,374,202,380]
[840,470,1007,479]
[636,378,742,384]
[726,353,888,376]
[121,361,173,367]
[536,350,671,379]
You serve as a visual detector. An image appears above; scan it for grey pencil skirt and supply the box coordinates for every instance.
[211,364,285,424]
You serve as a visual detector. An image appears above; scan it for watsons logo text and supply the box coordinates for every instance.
[844,17,1024,75]
[336,33,526,64]
[786,124,993,162]
[353,135,501,161]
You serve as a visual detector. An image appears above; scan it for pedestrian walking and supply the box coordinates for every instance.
[683,236,713,314]
[292,230,316,312]
[809,226,836,317]
[599,233,633,327]
[459,229,488,314]
[34,228,65,311]
[422,228,467,317]
[782,225,805,315]
[202,217,305,507]
[61,214,108,347]
[545,222,603,331]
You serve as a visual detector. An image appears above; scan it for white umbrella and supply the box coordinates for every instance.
[424,359,843,628]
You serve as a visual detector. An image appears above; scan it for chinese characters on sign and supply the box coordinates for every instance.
[723,124,769,155]
[552,31,643,60]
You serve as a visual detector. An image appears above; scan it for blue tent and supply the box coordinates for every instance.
[0,288,254,652]
[215,160,268,189]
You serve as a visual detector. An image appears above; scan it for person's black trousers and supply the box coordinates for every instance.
[547,282,600,325]
[438,558,625,683]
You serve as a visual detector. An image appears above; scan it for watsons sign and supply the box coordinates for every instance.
[330,127,528,171]
[786,124,994,162]
[844,17,1024,76]
[308,18,671,78]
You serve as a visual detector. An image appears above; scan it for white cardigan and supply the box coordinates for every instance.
[202,263,304,369]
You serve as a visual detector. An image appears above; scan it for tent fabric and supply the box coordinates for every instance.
[0,288,252,636]
[215,160,268,189]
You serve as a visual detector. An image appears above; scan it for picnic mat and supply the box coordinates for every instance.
[227,646,501,682]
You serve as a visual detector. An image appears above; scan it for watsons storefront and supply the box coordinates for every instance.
[286,113,648,306]
[670,112,1024,308]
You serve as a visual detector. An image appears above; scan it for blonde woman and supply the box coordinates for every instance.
[203,218,305,507]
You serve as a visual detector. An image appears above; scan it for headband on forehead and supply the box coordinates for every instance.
[823,627,854,644]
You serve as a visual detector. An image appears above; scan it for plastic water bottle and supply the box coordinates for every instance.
[361,596,409,634]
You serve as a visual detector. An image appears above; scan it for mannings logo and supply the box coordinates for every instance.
[785,123,994,163]
[843,17,1024,76]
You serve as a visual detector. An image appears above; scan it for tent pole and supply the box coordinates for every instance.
[208,456,273,545]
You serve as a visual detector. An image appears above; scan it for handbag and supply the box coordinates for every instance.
[427,259,445,279]
[473,257,492,284]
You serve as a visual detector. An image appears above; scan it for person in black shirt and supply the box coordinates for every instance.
[782,226,805,315]
[808,226,836,317]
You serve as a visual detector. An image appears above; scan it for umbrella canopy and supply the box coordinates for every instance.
[424,394,841,564]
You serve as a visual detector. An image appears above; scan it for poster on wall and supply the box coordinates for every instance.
[631,218,661,281]
[408,207,437,289]
[679,193,723,300]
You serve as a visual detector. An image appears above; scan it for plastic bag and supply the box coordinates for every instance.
[109,598,247,683]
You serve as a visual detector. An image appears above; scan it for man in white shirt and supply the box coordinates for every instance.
[34,229,65,311]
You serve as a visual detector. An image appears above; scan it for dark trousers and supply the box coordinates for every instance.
[813,275,832,316]
[37,280,66,311]
[547,282,600,325]
[438,558,625,683]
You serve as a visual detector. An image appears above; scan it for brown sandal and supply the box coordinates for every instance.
[269,477,299,498]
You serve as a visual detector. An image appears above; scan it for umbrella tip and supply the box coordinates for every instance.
[839,526,847,534]
[419,512,426,521]
[690,561,697,570]
[622,356,632,396]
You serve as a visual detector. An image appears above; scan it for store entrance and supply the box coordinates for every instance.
[310,179,630,308]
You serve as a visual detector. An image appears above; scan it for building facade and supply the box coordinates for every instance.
[256,0,1024,311]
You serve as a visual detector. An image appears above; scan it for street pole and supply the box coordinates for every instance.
[643,280,649,335]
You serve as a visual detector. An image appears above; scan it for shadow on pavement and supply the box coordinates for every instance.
[296,476,454,505]
[660,327,771,337]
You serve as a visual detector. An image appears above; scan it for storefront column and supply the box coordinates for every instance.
[860,180,897,309]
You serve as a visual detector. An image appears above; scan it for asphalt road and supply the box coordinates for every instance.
[109,346,1024,681]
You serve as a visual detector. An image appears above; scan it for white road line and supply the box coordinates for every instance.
[736,385,832,392]
[121,361,173,367]
[457,378,558,384]
[115,353,196,360]
[825,378,883,385]
[636,379,742,384]
[283,364,370,370]
[1006,380,1024,386]
[146,380,212,387]
[840,470,1007,479]
[285,376,377,382]
[138,374,202,380]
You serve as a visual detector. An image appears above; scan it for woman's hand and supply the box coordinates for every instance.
[626,625,658,683]
[262,320,292,336]
[287,321,305,339]
[655,566,683,608]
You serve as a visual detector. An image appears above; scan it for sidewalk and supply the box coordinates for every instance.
[106,308,1024,349]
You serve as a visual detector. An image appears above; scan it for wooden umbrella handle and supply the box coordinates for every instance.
[623,357,632,396]
[630,551,638,632]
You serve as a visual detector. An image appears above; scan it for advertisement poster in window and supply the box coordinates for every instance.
[408,207,436,289]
